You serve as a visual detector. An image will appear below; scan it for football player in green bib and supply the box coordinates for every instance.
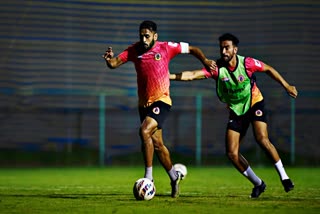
[170,33,298,198]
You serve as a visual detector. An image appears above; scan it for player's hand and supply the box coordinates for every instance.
[204,59,216,71]
[286,85,298,98]
[102,47,114,60]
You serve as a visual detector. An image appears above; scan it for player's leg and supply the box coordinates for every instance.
[152,129,174,171]
[226,130,263,184]
[142,101,182,197]
[225,129,245,171]
[250,101,280,162]
[252,121,280,162]
[152,129,181,179]
[152,130,182,198]
[251,100,294,192]
[139,116,157,181]
[226,112,265,198]
[252,120,294,192]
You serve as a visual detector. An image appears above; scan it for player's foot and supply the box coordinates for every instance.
[250,181,266,198]
[282,179,294,192]
[171,171,183,198]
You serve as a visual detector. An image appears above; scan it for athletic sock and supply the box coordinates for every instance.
[275,160,289,180]
[144,166,153,181]
[168,166,178,182]
[243,166,262,186]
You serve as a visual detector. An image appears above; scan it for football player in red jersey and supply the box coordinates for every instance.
[103,20,215,198]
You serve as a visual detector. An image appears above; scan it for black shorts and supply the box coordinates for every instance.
[139,101,171,129]
[227,100,267,137]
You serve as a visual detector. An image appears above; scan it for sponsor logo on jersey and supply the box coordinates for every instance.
[222,77,229,82]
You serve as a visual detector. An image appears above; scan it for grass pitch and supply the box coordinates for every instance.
[0,166,319,213]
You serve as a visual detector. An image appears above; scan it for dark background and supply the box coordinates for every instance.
[0,0,319,166]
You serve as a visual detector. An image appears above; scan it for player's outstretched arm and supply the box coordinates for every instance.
[263,63,298,98]
[170,70,206,81]
[189,46,216,71]
[102,47,124,69]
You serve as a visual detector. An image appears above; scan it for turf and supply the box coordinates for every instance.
[0,166,319,213]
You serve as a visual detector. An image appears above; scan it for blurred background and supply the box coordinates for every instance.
[0,0,319,167]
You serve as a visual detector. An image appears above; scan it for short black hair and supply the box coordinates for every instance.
[139,20,157,32]
[219,33,239,46]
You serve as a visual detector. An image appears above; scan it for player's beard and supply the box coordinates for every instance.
[221,53,234,62]
[143,39,155,51]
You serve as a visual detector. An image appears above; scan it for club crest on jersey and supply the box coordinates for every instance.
[238,75,245,83]
[154,53,161,60]
[255,109,263,117]
[153,107,160,114]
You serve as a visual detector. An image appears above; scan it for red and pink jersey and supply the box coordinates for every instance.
[118,41,189,107]
[202,57,265,106]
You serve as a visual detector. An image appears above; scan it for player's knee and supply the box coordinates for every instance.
[255,131,268,142]
[256,135,271,147]
[139,127,152,140]
[227,152,238,162]
[153,140,164,151]
[153,144,160,151]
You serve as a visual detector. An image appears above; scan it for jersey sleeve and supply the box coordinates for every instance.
[167,42,189,59]
[117,49,129,63]
[245,57,265,77]
[201,67,218,80]
[117,43,137,63]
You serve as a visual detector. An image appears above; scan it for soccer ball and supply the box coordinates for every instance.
[133,178,156,201]
[173,163,187,180]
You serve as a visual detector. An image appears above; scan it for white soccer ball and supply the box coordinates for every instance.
[133,178,156,201]
[173,163,187,180]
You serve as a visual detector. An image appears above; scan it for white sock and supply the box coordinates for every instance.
[275,160,289,180]
[168,166,178,181]
[243,166,262,186]
[144,166,153,181]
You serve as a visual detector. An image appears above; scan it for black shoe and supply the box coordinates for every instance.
[171,171,182,198]
[282,179,294,192]
[251,181,266,198]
